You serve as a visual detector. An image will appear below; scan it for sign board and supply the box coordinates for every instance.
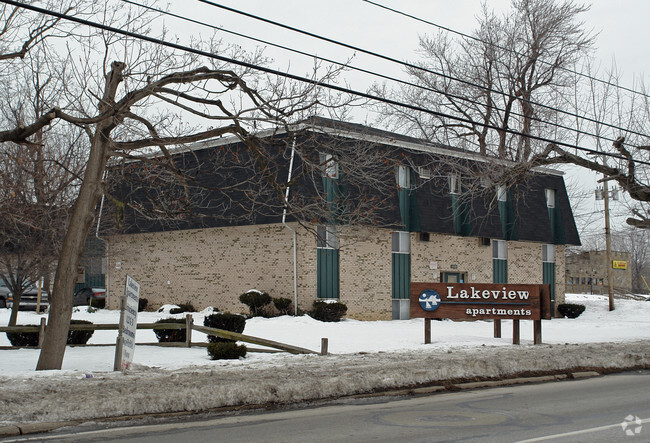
[411,282,551,321]
[114,275,140,371]
[612,260,627,270]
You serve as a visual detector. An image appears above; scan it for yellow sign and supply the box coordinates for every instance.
[612,260,627,270]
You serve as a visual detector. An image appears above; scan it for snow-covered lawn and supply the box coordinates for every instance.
[1,293,649,426]
[1,293,648,375]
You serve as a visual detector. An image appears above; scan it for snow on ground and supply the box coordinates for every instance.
[0,294,649,425]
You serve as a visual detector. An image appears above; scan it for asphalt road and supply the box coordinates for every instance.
[6,371,650,442]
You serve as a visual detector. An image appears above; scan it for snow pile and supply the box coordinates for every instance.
[0,294,649,425]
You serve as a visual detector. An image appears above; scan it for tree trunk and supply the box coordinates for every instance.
[36,62,125,370]
[8,293,20,326]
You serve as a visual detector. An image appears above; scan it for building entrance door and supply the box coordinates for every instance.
[441,272,466,283]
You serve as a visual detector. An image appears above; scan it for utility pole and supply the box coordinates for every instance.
[602,179,615,311]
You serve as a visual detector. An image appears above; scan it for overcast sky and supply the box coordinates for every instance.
[158,0,649,238]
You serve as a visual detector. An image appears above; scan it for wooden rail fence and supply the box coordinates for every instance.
[0,314,325,355]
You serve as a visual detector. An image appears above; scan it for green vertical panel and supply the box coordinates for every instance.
[317,248,340,299]
[493,259,508,284]
[499,195,518,241]
[552,206,565,245]
[543,262,556,303]
[392,253,411,299]
[408,169,421,232]
[548,207,556,242]
[451,194,462,235]
[398,188,410,230]
[452,194,471,236]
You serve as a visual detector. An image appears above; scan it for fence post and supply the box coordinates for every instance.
[494,319,502,338]
[320,338,328,355]
[185,314,193,348]
[512,319,520,345]
[37,318,46,349]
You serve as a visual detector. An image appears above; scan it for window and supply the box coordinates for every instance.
[492,240,507,260]
[497,185,507,202]
[392,231,410,254]
[542,244,555,263]
[397,165,410,188]
[492,239,507,284]
[317,225,339,249]
[319,153,338,179]
[545,188,556,208]
[449,173,461,195]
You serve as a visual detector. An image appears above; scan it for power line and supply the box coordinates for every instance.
[362,0,650,100]
[123,0,624,148]
[2,0,649,167]
[196,0,650,142]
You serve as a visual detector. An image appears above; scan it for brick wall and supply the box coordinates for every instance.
[108,224,297,313]
[108,225,566,319]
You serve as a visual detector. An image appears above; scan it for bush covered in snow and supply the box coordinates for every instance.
[169,302,196,315]
[557,303,586,318]
[153,318,186,342]
[207,342,247,360]
[239,290,272,317]
[68,320,94,345]
[203,312,246,343]
[311,300,347,322]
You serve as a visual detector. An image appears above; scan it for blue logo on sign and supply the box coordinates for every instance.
[419,289,441,311]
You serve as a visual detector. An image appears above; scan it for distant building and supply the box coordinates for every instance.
[565,250,632,294]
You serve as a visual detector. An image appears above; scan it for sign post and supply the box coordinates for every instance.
[411,283,551,345]
[113,275,140,371]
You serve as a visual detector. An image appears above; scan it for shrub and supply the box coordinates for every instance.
[6,327,39,347]
[557,303,586,319]
[207,342,247,360]
[273,297,293,316]
[68,320,94,345]
[239,290,272,316]
[311,300,348,322]
[7,321,95,347]
[138,298,149,312]
[203,313,246,343]
[89,298,105,309]
[170,302,196,315]
[153,318,187,342]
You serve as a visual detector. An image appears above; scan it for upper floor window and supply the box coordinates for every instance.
[497,185,507,202]
[317,225,339,249]
[319,153,338,179]
[492,239,507,260]
[391,231,410,254]
[542,244,555,263]
[449,173,461,195]
[396,165,410,189]
[545,188,555,208]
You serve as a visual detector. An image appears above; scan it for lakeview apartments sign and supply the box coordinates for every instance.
[410,282,552,321]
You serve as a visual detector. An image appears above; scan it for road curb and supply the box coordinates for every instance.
[0,421,81,438]
[571,371,601,379]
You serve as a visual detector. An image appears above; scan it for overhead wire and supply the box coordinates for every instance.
[196,0,650,142]
[122,0,624,147]
[361,0,650,100]
[2,0,649,167]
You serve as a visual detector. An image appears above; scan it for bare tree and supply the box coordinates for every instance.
[611,228,650,293]
[0,1,360,370]
[375,0,594,161]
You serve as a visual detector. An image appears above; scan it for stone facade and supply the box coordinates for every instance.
[565,250,632,294]
[107,223,566,319]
